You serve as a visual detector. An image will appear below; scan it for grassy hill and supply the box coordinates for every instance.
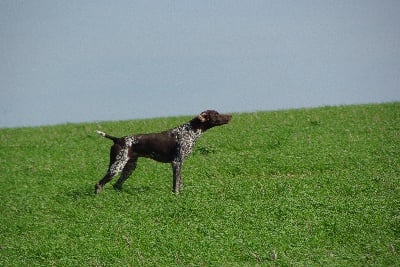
[0,103,399,266]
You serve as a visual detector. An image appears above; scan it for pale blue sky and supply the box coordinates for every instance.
[1,1,399,128]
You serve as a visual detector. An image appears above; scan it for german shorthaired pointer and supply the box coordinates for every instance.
[94,110,231,194]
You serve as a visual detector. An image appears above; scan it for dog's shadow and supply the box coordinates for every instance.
[66,185,151,199]
[115,185,151,196]
[66,186,94,200]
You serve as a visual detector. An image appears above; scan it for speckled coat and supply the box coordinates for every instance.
[94,110,232,194]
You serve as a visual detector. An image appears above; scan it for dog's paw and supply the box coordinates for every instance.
[94,183,102,194]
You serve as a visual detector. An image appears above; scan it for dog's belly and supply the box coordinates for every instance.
[132,133,177,163]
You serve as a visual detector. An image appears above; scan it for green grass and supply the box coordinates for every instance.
[1,103,399,266]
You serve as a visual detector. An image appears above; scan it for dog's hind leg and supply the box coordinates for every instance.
[95,145,130,194]
[95,170,118,194]
[113,157,138,191]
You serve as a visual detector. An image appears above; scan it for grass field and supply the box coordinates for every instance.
[0,103,399,266]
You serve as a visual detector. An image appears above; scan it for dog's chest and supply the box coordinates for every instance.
[172,124,202,160]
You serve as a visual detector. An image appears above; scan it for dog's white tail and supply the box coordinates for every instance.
[95,130,119,143]
[96,130,106,137]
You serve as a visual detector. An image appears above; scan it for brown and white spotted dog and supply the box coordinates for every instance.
[94,110,231,194]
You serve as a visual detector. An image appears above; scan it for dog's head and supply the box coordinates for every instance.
[193,110,232,131]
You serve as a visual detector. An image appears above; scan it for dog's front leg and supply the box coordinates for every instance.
[171,160,183,194]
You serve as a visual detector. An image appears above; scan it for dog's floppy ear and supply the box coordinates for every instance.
[198,112,208,122]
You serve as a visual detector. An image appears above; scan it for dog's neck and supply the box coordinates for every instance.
[176,122,203,137]
[189,117,212,132]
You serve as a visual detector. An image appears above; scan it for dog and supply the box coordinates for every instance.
[94,110,231,194]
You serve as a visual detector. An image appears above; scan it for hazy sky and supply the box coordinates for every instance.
[1,1,399,128]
